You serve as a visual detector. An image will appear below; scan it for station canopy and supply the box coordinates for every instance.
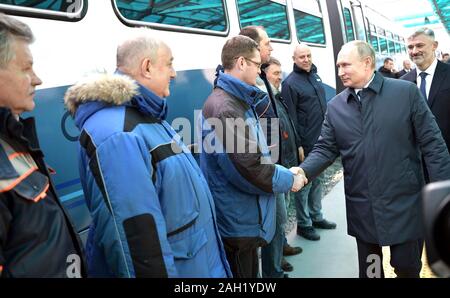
[429,0,450,34]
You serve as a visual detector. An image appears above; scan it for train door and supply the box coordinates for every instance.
[340,0,357,43]
[325,0,346,93]
[349,0,368,41]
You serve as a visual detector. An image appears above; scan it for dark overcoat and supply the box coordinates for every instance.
[301,72,450,245]
[401,60,450,151]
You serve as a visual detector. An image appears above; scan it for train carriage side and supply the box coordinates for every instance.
[0,0,342,244]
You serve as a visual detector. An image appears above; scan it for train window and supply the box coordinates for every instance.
[293,10,325,45]
[377,27,388,55]
[351,4,367,41]
[388,41,395,54]
[236,0,290,41]
[367,22,379,52]
[292,0,325,45]
[343,8,355,42]
[0,0,86,20]
[370,34,380,53]
[379,38,388,55]
[394,42,401,54]
[114,0,228,35]
[400,37,407,54]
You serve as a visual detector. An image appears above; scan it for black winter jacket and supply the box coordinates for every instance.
[0,108,86,277]
[281,63,327,155]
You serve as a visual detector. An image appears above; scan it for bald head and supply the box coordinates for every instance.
[293,44,312,72]
[116,31,166,76]
[294,43,311,55]
[403,59,411,70]
[116,30,176,98]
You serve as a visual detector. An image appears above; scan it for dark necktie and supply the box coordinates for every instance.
[419,72,428,100]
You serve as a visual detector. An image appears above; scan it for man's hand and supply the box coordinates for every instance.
[290,167,308,192]
[298,146,305,162]
[289,166,300,175]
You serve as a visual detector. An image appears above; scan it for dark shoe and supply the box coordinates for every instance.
[283,273,290,278]
[281,258,293,272]
[283,244,303,256]
[297,226,320,241]
[313,219,337,230]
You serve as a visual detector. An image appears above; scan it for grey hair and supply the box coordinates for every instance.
[265,57,281,67]
[408,27,435,41]
[0,13,34,68]
[116,29,165,73]
[262,57,281,72]
[344,40,376,69]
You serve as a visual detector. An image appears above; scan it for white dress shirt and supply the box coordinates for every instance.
[355,73,375,100]
[416,58,438,99]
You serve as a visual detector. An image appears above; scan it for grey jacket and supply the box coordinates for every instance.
[301,72,450,245]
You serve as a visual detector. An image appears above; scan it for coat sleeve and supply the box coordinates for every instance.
[205,111,293,195]
[281,82,303,148]
[0,195,11,277]
[300,110,340,180]
[88,132,177,277]
[410,85,450,181]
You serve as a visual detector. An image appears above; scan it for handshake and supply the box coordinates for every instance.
[289,167,308,192]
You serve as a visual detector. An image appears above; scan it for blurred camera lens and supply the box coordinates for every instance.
[434,196,450,266]
[422,180,450,277]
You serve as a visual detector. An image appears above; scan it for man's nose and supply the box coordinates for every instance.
[32,70,42,86]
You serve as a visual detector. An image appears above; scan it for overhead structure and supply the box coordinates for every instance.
[428,0,450,35]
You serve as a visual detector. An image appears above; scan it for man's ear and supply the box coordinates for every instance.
[433,41,439,51]
[141,58,152,79]
[365,56,373,70]
[237,56,245,71]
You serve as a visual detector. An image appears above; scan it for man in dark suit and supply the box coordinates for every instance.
[298,40,450,278]
[378,57,398,78]
[401,28,450,152]
[396,59,412,78]
[442,53,449,64]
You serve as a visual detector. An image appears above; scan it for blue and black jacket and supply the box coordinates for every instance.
[64,73,231,278]
[199,71,293,243]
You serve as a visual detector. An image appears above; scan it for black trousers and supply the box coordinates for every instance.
[356,238,424,278]
[222,237,265,278]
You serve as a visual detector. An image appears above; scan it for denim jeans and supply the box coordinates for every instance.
[294,173,324,228]
[261,193,287,278]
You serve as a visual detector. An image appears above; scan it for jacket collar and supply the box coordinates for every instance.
[216,71,268,107]
[345,71,383,103]
[293,63,317,75]
[0,107,41,152]
[66,72,168,129]
[130,82,168,121]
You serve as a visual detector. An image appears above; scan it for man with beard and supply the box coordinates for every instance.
[298,41,450,278]
[401,28,450,154]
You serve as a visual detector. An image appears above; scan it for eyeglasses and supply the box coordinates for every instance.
[244,57,262,69]
[234,56,262,69]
